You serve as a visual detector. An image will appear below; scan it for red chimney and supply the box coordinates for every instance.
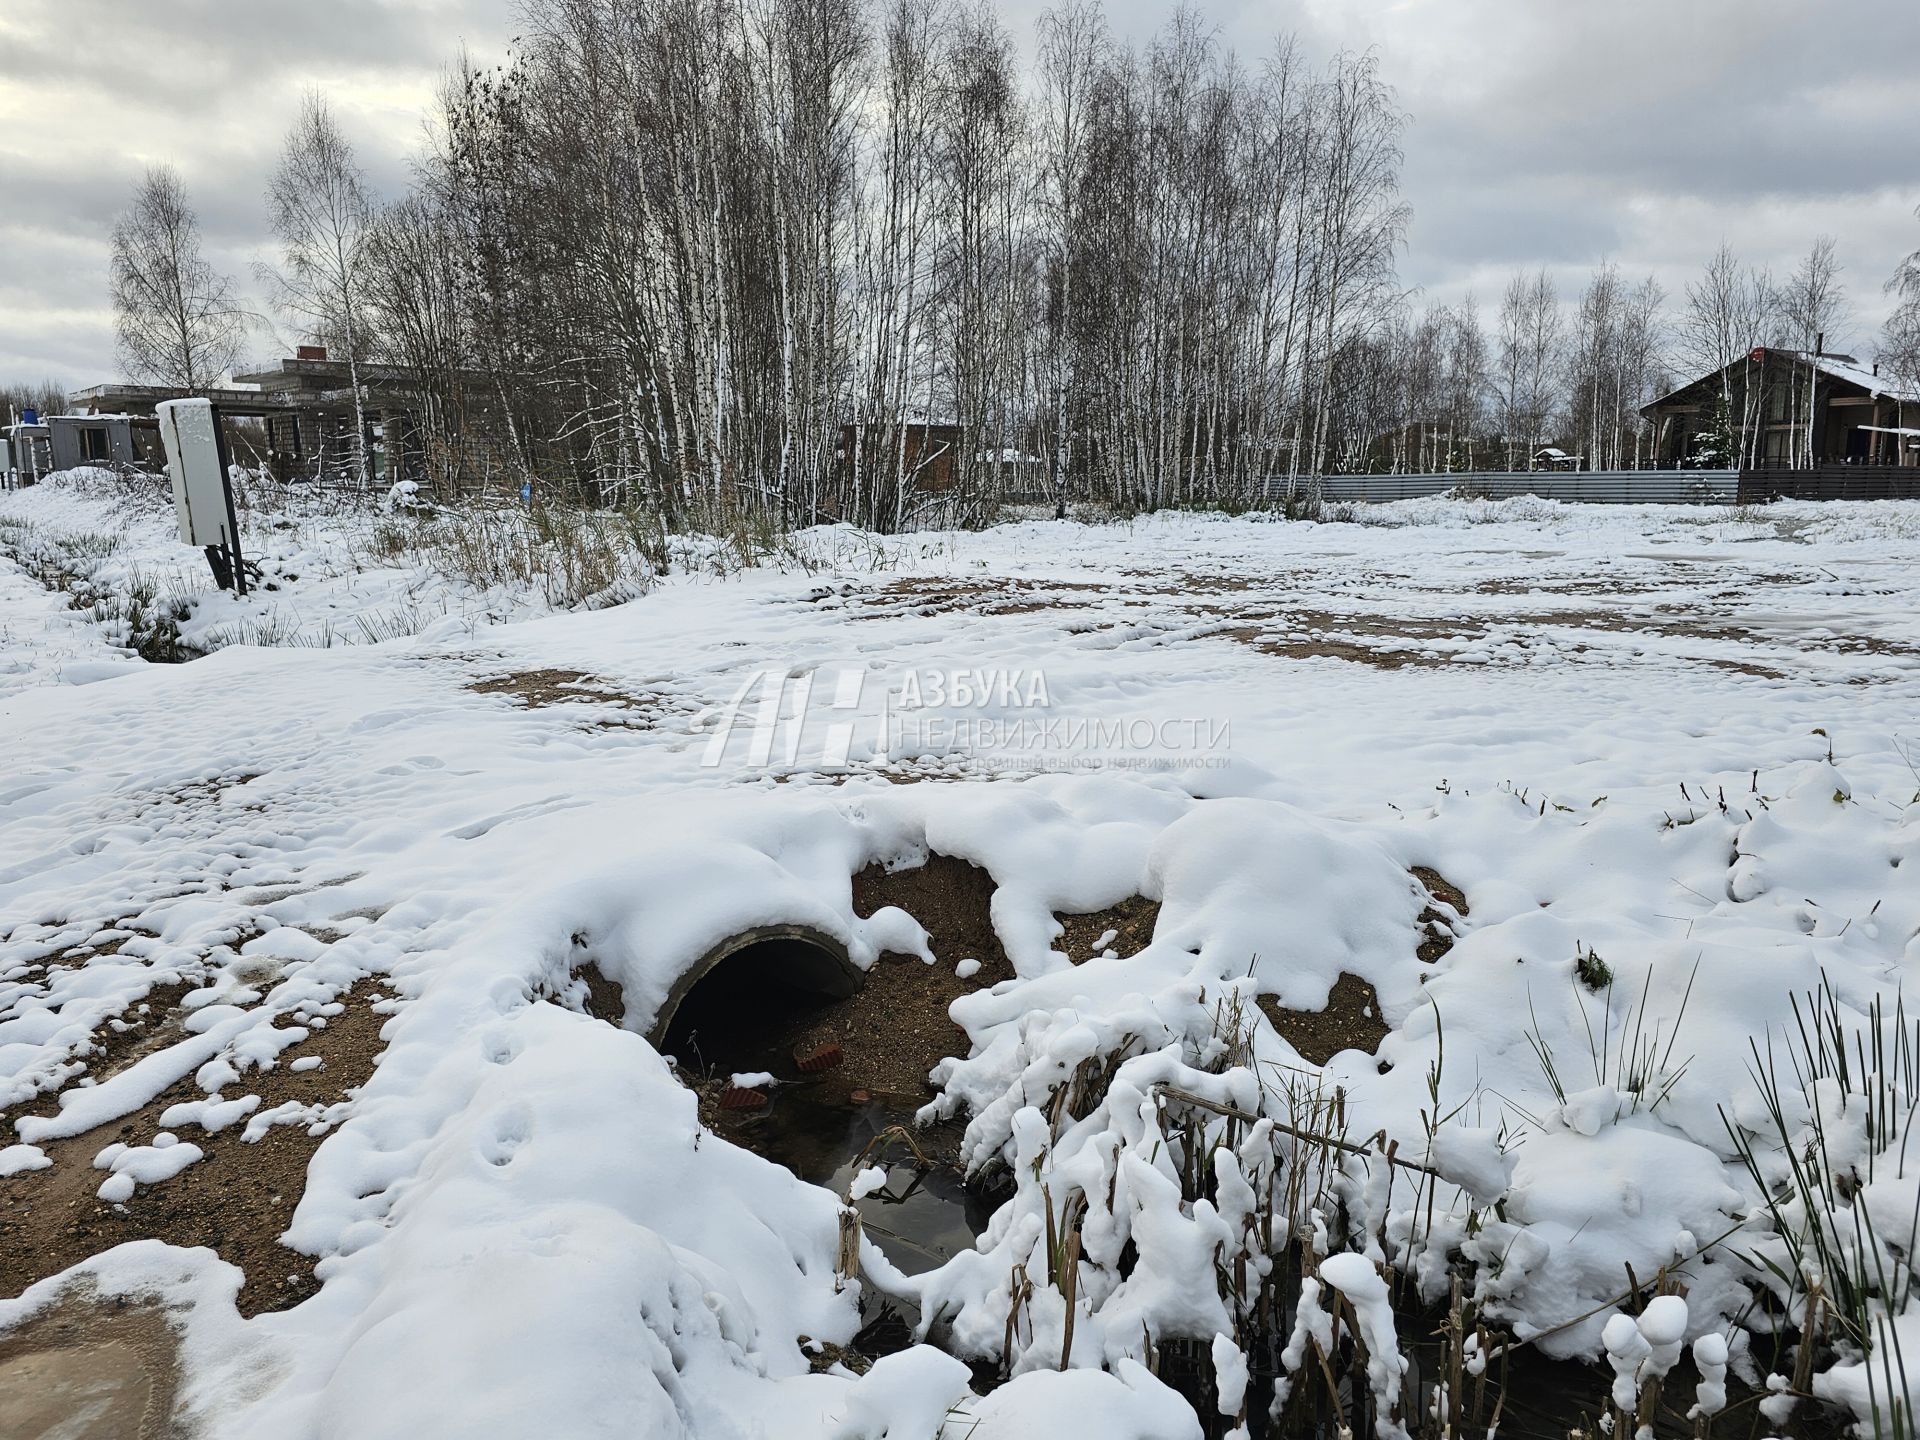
[297,345,329,362]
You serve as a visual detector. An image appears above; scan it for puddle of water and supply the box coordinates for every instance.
[0,1342,155,1440]
[735,1085,992,1276]
[0,1296,182,1440]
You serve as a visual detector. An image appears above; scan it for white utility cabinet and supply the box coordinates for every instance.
[156,398,231,547]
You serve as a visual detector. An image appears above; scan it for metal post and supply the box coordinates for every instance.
[207,403,248,598]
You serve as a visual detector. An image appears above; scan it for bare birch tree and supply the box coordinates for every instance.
[263,90,379,485]
[1496,268,1561,468]
[1884,205,1920,395]
[1778,236,1850,466]
[1674,243,1777,467]
[364,194,477,493]
[1034,1,1104,506]
[109,165,248,392]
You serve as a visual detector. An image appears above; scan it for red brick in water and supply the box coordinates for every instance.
[793,1042,844,1073]
[720,1086,769,1111]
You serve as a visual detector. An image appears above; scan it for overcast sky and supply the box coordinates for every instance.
[4,0,1917,391]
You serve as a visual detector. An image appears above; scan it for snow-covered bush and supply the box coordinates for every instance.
[1726,985,1920,1438]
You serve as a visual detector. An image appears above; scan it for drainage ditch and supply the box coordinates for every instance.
[620,860,1651,1433]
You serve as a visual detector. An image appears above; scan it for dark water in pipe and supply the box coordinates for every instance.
[662,955,989,1281]
[732,1085,992,1277]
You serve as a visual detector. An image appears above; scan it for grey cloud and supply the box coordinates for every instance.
[1,0,510,99]
[0,0,514,388]
[1407,188,1625,271]
[2,0,1917,389]
[1305,0,1920,331]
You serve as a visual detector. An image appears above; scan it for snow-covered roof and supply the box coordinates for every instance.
[1777,350,1920,403]
[1645,350,1920,411]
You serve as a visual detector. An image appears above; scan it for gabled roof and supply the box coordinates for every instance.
[1642,349,1920,414]
[1794,350,1919,402]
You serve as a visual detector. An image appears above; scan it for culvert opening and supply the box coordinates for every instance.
[657,902,1002,1332]
[654,927,861,1076]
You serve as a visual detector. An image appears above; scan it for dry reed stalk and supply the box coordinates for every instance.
[834,1205,862,1293]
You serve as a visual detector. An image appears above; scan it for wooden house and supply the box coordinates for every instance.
[1641,348,1920,468]
[836,422,962,493]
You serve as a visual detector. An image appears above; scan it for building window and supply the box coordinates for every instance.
[80,427,110,462]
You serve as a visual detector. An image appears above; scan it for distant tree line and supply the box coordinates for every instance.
[0,380,67,425]
[1327,231,1873,476]
[350,0,1409,525]
[89,3,1920,515]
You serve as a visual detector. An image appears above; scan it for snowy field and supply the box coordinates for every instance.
[5,473,1920,1437]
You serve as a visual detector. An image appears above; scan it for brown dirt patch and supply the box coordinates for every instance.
[1206,599,1905,678]
[852,579,995,620]
[1412,865,1469,966]
[66,985,193,1089]
[1166,572,1262,594]
[4,923,155,987]
[0,978,394,1317]
[1504,610,1759,646]
[0,1289,186,1439]
[468,668,653,712]
[138,773,262,815]
[1257,972,1388,1064]
[1053,896,1160,963]
[5,979,193,1126]
[768,764,989,787]
[576,962,627,1027]
[1215,626,1431,671]
[1706,658,1792,680]
[1261,638,1435,670]
[1210,610,1474,670]
[786,856,1013,1098]
[853,854,1010,978]
[1413,866,1468,916]
[852,576,1114,621]
[55,929,144,966]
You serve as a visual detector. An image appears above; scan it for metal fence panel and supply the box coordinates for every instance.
[1738,467,1920,502]
[1261,471,1740,506]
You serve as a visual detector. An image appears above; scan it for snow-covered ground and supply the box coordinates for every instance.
[0,542,145,696]
[4,475,1920,1436]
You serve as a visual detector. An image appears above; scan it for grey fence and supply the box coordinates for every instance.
[1739,466,1920,502]
[1263,470,1740,506]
